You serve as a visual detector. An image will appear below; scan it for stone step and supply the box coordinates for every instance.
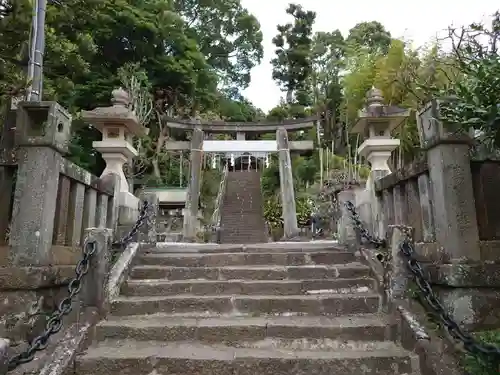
[75,339,415,375]
[135,251,356,267]
[94,313,392,343]
[110,293,380,316]
[151,242,344,253]
[129,263,370,280]
[121,278,374,296]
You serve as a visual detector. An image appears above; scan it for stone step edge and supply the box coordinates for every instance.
[78,339,411,361]
[130,263,368,270]
[97,313,393,328]
[125,277,372,286]
[113,292,380,303]
[139,250,353,257]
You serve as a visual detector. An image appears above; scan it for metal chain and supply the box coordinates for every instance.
[400,235,500,360]
[344,200,500,362]
[7,201,152,371]
[113,200,151,247]
[7,240,97,371]
[344,201,386,248]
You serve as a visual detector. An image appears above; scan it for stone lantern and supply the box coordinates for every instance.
[351,87,410,186]
[81,88,147,219]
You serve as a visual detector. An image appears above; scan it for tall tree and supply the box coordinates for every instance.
[310,30,345,148]
[346,21,392,54]
[271,3,316,112]
[174,0,264,93]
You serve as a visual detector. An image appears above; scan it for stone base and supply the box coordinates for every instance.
[417,262,500,330]
[0,266,76,346]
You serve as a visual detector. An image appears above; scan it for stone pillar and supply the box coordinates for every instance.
[183,128,204,241]
[138,192,159,245]
[236,132,245,140]
[9,101,72,266]
[337,188,358,248]
[417,100,480,262]
[387,226,411,303]
[82,228,112,317]
[276,127,299,238]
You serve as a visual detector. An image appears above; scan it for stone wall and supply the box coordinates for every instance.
[339,98,500,331]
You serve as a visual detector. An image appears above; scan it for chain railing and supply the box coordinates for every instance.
[344,201,386,248]
[210,164,229,232]
[113,200,150,247]
[344,200,500,365]
[5,200,152,372]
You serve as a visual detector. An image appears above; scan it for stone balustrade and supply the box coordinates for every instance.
[0,90,154,372]
[338,95,500,331]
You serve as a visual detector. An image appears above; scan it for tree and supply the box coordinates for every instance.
[310,30,345,148]
[174,0,264,93]
[437,12,500,149]
[346,21,392,54]
[271,3,316,110]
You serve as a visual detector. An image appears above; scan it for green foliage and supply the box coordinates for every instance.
[463,330,500,375]
[263,195,311,229]
[346,21,392,54]
[437,13,500,148]
[271,3,316,107]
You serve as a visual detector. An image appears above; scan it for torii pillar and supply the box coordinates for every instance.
[182,127,204,241]
[276,127,299,238]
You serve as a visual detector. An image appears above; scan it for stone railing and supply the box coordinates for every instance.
[0,91,159,374]
[210,164,228,243]
[340,98,500,328]
[336,96,500,374]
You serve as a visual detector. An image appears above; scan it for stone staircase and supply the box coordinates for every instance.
[73,242,419,375]
[219,170,267,244]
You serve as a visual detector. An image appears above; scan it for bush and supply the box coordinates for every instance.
[263,196,312,229]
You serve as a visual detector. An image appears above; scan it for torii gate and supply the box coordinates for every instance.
[163,117,318,241]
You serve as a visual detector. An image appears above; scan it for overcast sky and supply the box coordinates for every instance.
[240,0,499,112]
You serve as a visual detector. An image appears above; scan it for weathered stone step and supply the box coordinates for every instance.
[136,251,356,267]
[95,313,392,343]
[75,339,415,375]
[152,241,343,253]
[110,293,380,316]
[122,278,374,296]
[130,263,370,280]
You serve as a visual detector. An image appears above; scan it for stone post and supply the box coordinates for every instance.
[138,192,159,245]
[417,100,480,262]
[387,226,411,304]
[276,127,299,238]
[0,338,9,375]
[337,188,358,248]
[183,127,204,241]
[9,101,72,266]
[82,228,112,317]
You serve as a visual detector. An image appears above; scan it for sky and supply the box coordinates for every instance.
[240,0,499,112]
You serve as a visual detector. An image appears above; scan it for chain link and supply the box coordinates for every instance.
[344,201,386,248]
[7,240,97,371]
[7,200,152,372]
[113,200,151,248]
[400,236,500,360]
[344,200,500,363]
